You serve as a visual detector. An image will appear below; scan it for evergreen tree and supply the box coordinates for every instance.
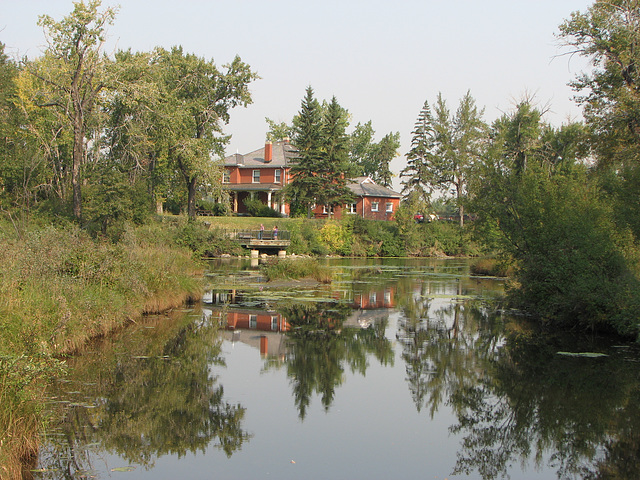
[401,100,436,204]
[317,96,353,215]
[287,86,324,216]
[287,88,353,217]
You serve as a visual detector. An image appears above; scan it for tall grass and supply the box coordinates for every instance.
[261,258,333,283]
[0,222,204,477]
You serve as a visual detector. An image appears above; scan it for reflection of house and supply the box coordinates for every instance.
[224,309,289,332]
[217,307,290,358]
[353,287,395,309]
[223,141,402,220]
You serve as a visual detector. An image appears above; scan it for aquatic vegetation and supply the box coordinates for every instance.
[261,258,333,284]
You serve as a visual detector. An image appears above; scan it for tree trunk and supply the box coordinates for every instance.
[187,175,197,219]
[72,113,84,221]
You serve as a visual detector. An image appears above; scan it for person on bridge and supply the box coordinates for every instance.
[259,224,264,239]
[273,225,278,239]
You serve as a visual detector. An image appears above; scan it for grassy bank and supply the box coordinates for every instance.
[0,221,204,478]
[199,215,483,257]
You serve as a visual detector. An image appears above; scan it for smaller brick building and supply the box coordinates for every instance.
[311,176,402,221]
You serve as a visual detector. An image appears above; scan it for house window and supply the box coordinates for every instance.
[386,202,393,213]
[371,202,379,212]
[223,170,230,183]
[249,315,257,329]
[271,316,278,331]
[369,291,377,305]
[348,203,357,214]
[322,205,334,215]
[275,169,281,183]
[252,170,260,183]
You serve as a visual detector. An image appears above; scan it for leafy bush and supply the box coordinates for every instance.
[474,162,640,337]
[169,219,244,257]
[197,199,229,216]
[288,220,328,255]
[348,217,406,257]
[319,220,353,255]
[243,197,281,217]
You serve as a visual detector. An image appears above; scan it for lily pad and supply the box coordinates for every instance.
[111,466,136,472]
[557,351,608,358]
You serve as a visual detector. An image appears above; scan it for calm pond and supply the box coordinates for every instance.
[35,258,640,480]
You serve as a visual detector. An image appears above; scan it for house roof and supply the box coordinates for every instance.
[224,140,298,168]
[347,177,402,199]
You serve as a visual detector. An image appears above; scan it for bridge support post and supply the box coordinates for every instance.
[250,249,259,258]
[278,250,286,258]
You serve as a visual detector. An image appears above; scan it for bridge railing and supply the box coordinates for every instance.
[229,229,290,241]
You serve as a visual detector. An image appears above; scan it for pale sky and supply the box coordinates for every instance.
[1,0,594,189]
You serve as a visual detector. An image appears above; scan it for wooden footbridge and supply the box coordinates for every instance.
[229,229,291,256]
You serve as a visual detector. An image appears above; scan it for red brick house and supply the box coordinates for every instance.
[223,141,402,220]
[223,140,296,216]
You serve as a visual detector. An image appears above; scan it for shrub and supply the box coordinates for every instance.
[319,220,353,255]
[243,197,281,217]
[261,257,332,283]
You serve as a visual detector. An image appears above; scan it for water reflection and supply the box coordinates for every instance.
[37,311,250,478]
[450,326,640,479]
[36,258,640,480]
[207,290,394,419]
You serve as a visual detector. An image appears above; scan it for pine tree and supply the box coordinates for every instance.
[287,88,353,217]
[317,96,353,215]
[401,100,436,204]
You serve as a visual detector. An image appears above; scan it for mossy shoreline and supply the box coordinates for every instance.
[0,223,204,479]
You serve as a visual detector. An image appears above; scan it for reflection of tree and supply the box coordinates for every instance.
[396,278,503,416]
[449,329,640,479]
[270,301,393,419]
[39,310,249,477]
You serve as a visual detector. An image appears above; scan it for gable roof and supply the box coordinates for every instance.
[224,140,298,168]
[347,177,402,199]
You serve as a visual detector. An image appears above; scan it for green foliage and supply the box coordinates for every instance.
[472,102,640,336]
[0,353,66,478]
[286,88,354,216]
[319,220,353,255]
[349,121,400,187]
[242,196,281,217]
[287,219,328,255]
[558,0,640,167]
[261,258,333,283]
[469,257,512,277]
[402,92,487,226]
[265,117,292,141]
[170,219,244,257]
[197,198,229,216]
[348,216,406,257]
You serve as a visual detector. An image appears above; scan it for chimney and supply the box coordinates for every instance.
[265,141,273,163]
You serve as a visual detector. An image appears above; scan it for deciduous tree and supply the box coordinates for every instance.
[34,0,117,221]
[152,46,257,219]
